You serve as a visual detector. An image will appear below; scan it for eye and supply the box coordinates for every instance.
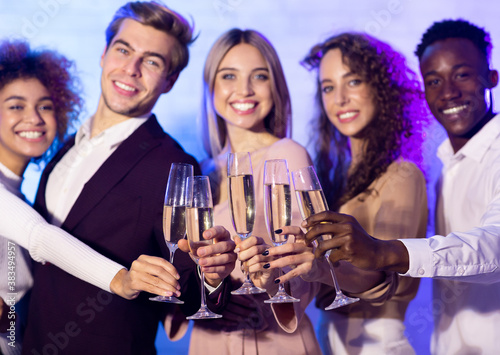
[321,85,333,94]
[455,71,470,80]
[254,73,269,81]
[39,104,54,112]
[348,79,362,87]
[425,78,440,88]
[221,73,235,80]
[8,105,24,110]
[117,47,129,55]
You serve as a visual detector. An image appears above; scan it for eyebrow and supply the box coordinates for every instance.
[4,95,53,102]
[217,67,269,73]
[320,71,356,84]
[112,39,167,66]
[422,63,473,78]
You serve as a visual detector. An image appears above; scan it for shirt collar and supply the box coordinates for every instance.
[437,113,500,165]
[75,115,149,148]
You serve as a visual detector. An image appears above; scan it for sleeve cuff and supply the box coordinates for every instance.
[398,238,434,278]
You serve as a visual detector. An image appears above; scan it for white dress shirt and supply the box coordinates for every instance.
[46,116,148,226]
[400,113,500,354]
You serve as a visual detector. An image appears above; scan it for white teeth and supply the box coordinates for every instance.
[19,131,43,139]
[115,81,136,92]
[231,102,256,111]
[338,111,357,120]
[443,105,467,115]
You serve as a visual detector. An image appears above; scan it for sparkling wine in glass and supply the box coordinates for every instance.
[150,163,193,303]
[185,176,223,319]
[228,152,266,295]
[292,166,359,309]
[263,159,300,303]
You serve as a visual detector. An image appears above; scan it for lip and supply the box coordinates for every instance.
[336,110,359,123]
[112,80,139,97]
[230,100,258,115]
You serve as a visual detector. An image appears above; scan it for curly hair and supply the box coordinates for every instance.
[415,19,491,62]
[302,33,426,211]
[0,39,83,160]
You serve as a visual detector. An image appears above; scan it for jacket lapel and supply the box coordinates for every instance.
[62,115,165,231]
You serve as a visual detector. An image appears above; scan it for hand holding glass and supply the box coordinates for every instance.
[185,176,223,319]
[227,152,266,295]
[150,163,193,303]
[292,166,359,309]
[263,159,300,303]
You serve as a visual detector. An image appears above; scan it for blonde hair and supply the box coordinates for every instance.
[201,28,291,159]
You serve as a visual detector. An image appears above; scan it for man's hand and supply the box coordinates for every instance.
[178,225,237,288]
[303,211,410,273]
[110,255,181,300]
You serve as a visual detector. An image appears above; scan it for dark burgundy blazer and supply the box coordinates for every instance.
[22,116,218,355]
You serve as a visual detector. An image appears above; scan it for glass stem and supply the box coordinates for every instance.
[200,269,208,309]
[167,243,178,264]
[325,250,342,295]
[277,267,286,294]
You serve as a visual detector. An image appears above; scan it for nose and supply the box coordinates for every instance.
[123,57,141,77]
[26,108,45,125]
[334,86,347,106]
[440,80,460,101]
[236,77,254,96]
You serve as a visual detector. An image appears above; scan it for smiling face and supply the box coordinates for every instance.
[99,18,179,119]
[213,43,273,132]
[419,37,498,152]
[319,49,376,139]
[0,78,57,175]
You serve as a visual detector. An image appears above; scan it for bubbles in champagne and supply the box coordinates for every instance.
[186,207,213,264]
[264,183,291,245]
[228,174,255,238]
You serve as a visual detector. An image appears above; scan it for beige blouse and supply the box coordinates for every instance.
[316,160,428,320]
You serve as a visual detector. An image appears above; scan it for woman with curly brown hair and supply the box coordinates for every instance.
[303,32,428,355]
[0,39,183,354]
[246,32,429,354]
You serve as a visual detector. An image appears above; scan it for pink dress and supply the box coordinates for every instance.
[187,138,322,355]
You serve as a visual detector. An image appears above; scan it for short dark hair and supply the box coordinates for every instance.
[415,19,492,62]
[105,1,195,77]
[0,39,83,159]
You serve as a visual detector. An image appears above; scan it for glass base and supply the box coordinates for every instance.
[149,295,184,304]
[231,280,266,295]
[324,294,359,310]
[264,289,300,304]
[186,306,223,320]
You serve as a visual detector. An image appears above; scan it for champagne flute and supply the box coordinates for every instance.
[150,163,193,303]
[292,166,359,309]
[185,176,223,319]
[227,152,266,295]
[263,159,300,303]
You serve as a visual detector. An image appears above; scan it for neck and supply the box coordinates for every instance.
[91,97,136,138]
[0,157,28,177]
[349,137,365,167]
[225,124,279,153]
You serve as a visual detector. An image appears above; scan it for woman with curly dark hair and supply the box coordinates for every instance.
[250,33,429,354]
[300,32,428,355]
[0,39,179,354]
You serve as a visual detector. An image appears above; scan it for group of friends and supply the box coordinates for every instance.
[0,1,498,355]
